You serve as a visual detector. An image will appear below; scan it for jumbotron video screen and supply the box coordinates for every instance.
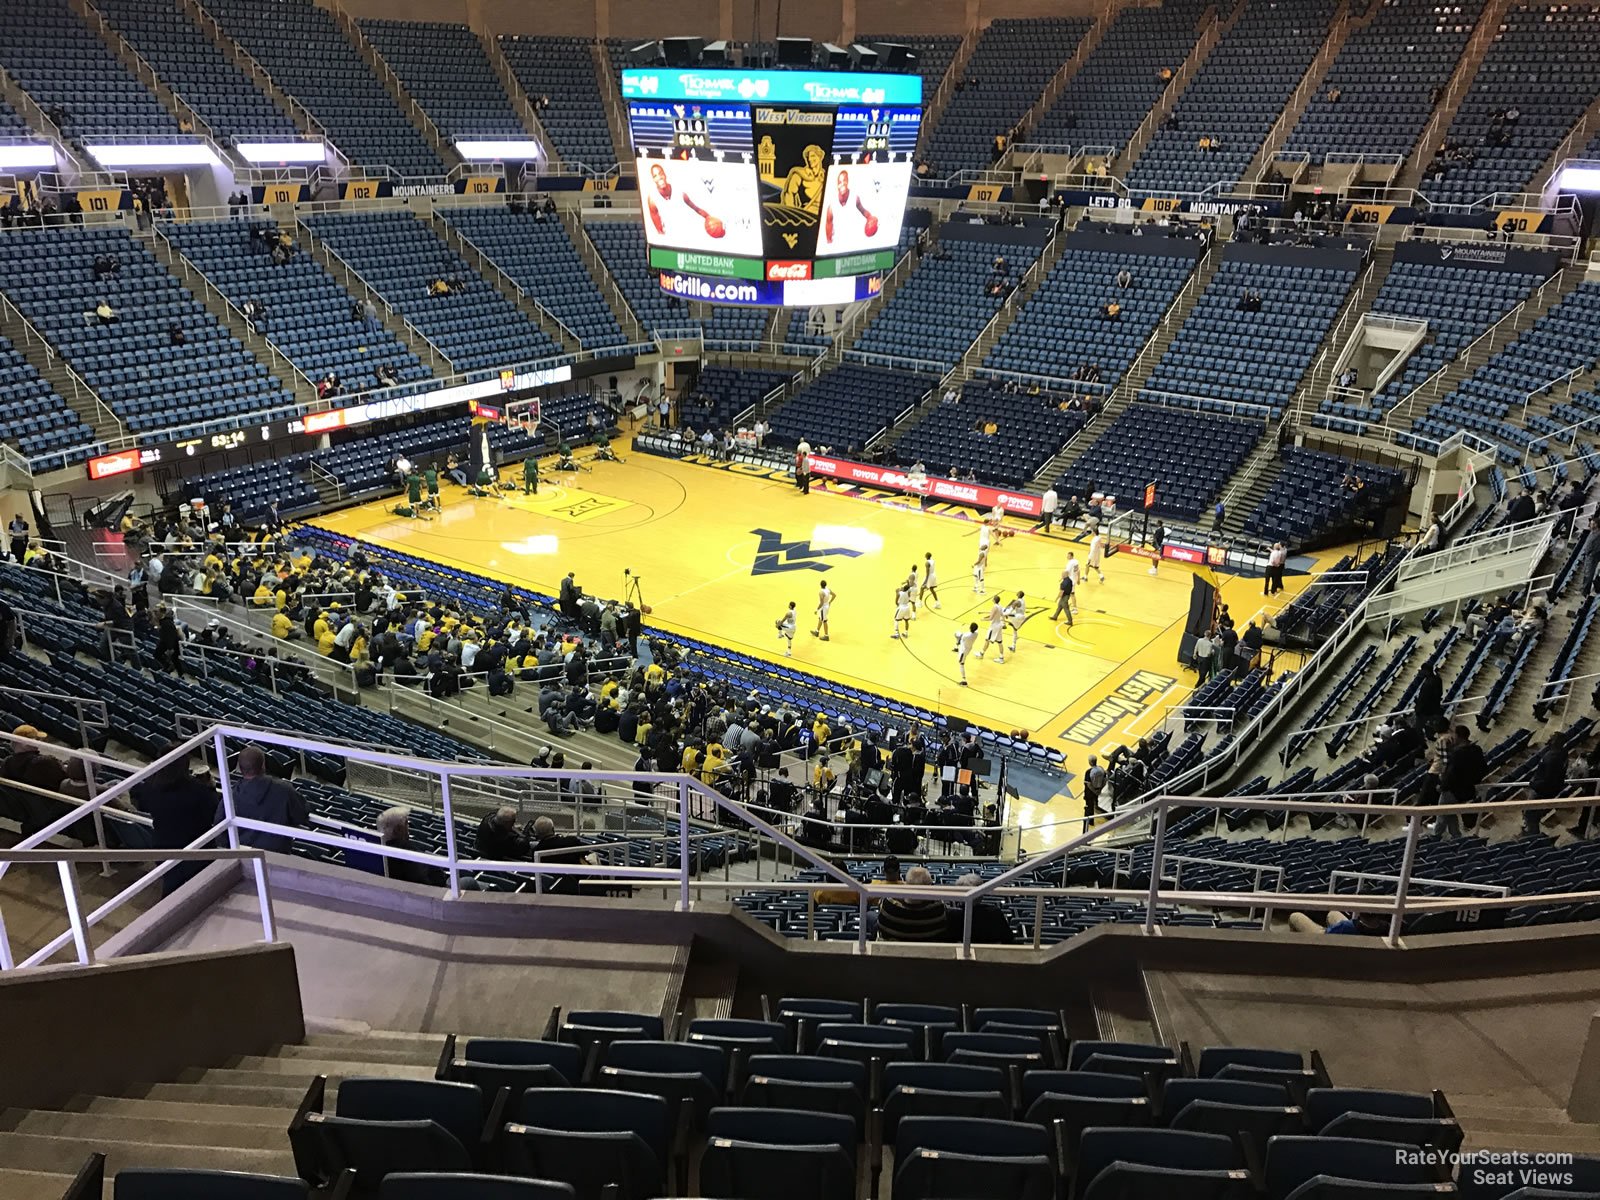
[621,67,922,306]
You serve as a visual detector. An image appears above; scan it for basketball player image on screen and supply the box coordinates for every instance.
[818,159,912,255]
[638,156,762,256]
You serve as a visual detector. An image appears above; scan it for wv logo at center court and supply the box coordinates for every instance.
[750,528,862,576]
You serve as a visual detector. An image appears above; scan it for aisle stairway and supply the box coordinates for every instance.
[0,1028,441,1196]
[1029,242,1224,488]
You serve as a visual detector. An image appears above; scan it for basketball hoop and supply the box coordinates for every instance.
[506,396,542,440]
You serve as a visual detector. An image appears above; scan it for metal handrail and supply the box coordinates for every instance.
[0,291,123,438]
[435,215,581,346]
[7,711,1600,965]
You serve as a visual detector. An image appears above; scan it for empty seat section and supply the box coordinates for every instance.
[0,227,298,437]
[96,0,299,143]
[205,0,445,176]
[361,19,522,142]
[303,211,564,373]
[163,219,432,398]
[1127,0,1340,195]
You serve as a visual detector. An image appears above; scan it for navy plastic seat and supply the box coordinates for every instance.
[881,1062,1011,1139]
[379,1176,576,1200]
[1074,1127,1240,1200]
[894,1116,1056,1200]
[501,1088,668,1200]
[1264,1136,1446,1200]
[447,1039,583,1098]
[115,1170,314,1200]
[290,1077,485,1192]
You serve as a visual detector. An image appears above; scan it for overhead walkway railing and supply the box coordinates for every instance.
[1365,517,1555,624]
[6,723,1600,967]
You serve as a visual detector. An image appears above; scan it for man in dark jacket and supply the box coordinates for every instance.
[476,806,529,860]
[1525,741,1568,836]
[1413,662,1445,732]
[949,872,1016,944]
[217,744,307,853]
[529,815,587,894]
[134,745,220,895]
[1435,725,1486,839]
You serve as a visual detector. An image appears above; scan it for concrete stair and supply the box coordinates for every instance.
[1031,242,1225,487]
[0,1029,448,1194]
[481,30,562,168]
[0,66,74,168]
[1399,0,1514,190]
[0,301,124,446]
[1451,1100,1600,1155]
[429,212,581,356]
[1244,0,1362,184]
[329,0,461,173]
[180,0,334,154]
[294,217,456,378]
[1290,241,1395,420]
[1016,5,1120,143]
[1218,440,1288,536]
[563,212,647,344]
[1121,3,1236,175]
[142,228,320,410]
[593,42,632,177]
[917,26,982,161]
[954,227,1070,380]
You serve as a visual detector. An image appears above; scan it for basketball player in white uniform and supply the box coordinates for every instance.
[776,601,796,656]
[1003,591,1027,653]
[971,545,988,593]
[1064,552,1081,611]
[812,582,834,641]
[1087,531,1107,583]
[920,551,941,609]
[978,522,993,558]
[891,585,913,639]
[953,622,978,685]
[976,596,1006,664]
[904,565,919,616]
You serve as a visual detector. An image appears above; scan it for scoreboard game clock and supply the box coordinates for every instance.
[622,67,922,306]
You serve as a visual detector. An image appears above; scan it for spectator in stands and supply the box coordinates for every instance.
[476,805,528,860]
[1433,725,1486,840]
[949,872,1015,944]
[168,322,185,346]
[220,744,308,854]
[1525,741,1569,837]
[377,806,442,886]
[4,514,24,566]
[153,603,186,675]
[530,815,586,894]
[1101,300,1122,321]
[133,745,219,896]
[1505,489,1536,526]
[1115,268,1132,289]
[94,299,117,324]
[877,865,948,942]
[2,726,69,816]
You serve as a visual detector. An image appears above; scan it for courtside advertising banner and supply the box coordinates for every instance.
[807,456,1044,517]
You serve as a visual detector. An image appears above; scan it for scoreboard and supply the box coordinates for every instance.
[622,68,922,306]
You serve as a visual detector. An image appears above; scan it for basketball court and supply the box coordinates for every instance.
[313,441,1336,826]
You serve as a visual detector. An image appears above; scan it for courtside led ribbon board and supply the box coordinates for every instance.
[806,456,1044,517]
[623,68,921,107]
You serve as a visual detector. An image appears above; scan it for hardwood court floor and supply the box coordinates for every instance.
[316,451,1333,847]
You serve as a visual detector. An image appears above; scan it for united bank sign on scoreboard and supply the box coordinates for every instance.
[621,68,920,305]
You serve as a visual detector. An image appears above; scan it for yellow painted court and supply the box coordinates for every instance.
[315,449,1331,839]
